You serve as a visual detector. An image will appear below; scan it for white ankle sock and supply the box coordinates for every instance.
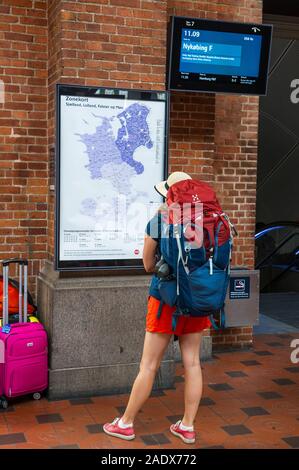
[118,417,133,429]
[179,421,194,431]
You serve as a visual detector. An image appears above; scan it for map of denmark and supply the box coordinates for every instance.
[78,103,153,194]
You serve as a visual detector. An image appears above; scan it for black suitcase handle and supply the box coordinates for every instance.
[1,258,28,267]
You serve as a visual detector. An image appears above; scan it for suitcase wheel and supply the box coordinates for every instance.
[0,397,8,409]
[33,392,42,401]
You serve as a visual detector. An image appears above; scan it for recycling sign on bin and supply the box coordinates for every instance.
[229,276,250,300]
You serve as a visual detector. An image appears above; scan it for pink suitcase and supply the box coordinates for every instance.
[0,259,48,409]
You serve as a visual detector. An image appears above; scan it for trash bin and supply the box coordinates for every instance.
[224,269,260,327]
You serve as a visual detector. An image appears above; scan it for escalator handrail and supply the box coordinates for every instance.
[260,245,299,291]
[255,221,299,240]
[256,221,299,231]
[255,225,286,240]
[255,231,299,269]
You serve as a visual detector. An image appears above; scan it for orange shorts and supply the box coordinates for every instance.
[146,296,211,336]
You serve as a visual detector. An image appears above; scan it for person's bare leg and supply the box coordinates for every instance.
[121,331,171,425]
[179,332,203,427]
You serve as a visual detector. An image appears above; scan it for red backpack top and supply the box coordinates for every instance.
[165,178,236,253]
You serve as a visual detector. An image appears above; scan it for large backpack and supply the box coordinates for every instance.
[0,277,37,317]
[156,178,237,330]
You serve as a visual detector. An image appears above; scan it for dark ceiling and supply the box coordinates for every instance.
[263,0,299,17]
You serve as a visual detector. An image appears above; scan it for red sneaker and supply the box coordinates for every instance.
[170,420,196,444]
[103,417,135,441]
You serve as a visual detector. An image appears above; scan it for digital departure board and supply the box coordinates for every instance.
[168,16,272,95]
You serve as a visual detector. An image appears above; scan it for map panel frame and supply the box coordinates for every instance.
[55,84,169,272]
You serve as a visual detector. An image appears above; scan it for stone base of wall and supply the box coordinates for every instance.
[47,360,175,400]
[37,261,175,399]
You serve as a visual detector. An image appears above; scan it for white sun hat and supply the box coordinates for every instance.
[154,171,192,197]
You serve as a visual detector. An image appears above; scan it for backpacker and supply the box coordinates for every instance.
[156,178,237,330]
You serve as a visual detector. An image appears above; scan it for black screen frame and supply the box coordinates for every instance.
[168,16,273,96]
[55,84,169,273]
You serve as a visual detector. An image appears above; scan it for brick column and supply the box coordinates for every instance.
[167,0,263,350]
[212,94,259,350]
[0,0,48,296]
[47,0,168,259]
[212,2,262,350]
[167,2,216,184]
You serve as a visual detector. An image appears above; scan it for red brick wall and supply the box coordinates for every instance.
[213,3,261,350]
[47,0,168,257]
[169,93,215,182]
[167,0,262,350]
[48,0,63,262]
[212,94,260,350]
[1,0,263,349]
[0,0,48,295]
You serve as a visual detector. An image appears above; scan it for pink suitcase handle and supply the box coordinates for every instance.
[2,259,28,267]
[1,259,29,325]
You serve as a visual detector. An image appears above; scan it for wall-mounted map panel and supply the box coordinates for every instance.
[55,85,168,271]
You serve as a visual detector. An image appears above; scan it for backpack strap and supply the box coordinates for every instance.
[211,220,223,268]
[156,299,164,319]
[174,224,189,276]
[210,306,226,330]
[210,219,231,329]
[219,212,238,238]
[171,303,187,332]
[209,314,219,330]
[172,313,178,332]
[204,218,226,275]
[157,224,187,332]
[213,216,233,275]
[173,223,189,299]
[228,240,232,275]
[221,306,226,328]
[183,221,205,249]
[209,213,234,330]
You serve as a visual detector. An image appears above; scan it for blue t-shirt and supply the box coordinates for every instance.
[145,212,162,299]
[145,212,162,243]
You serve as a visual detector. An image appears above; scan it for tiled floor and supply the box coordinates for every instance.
[0,333,298,449]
